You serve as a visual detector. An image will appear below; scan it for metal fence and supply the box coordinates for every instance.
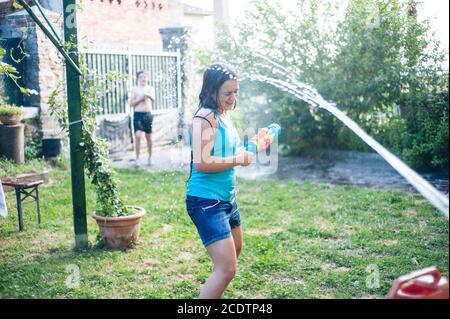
[84,49,182,116]
[83,49,182,155]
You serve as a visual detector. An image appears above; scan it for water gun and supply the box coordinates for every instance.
[244,123,281,153]
[387,267,449,299]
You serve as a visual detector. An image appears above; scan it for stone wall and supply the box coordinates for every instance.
[2,7,64,138]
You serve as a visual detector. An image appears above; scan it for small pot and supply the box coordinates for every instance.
[92,206,146,249]
[0,115,22,125]
[42,138,62,158]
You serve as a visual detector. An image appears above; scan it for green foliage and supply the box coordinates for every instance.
[24,135,42,161]
[331,0,449,170]
[0,41,37,97]
[0,103,25,116]
[214,0,342,157]
[400,88,449,170]
[12,1,23,10]
[24,117,43,161]
[214,0,448,169]
[48,57,129,217]
[0,157,49,177]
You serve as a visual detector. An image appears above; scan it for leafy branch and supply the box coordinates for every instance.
[0,47,37,96]
[48,56,129,217]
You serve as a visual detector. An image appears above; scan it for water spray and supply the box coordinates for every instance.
[235,52,448,218]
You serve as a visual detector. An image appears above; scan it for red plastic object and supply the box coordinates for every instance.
[245,124,281,153]
[387,267,449,299]
[249,127,272,151]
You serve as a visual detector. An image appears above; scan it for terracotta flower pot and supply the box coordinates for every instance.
[0,115,22,125]
[92,206,146,249]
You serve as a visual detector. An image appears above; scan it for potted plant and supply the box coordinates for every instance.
[0,104,26,125]
[48,60,145,249]
[42,136,62,159]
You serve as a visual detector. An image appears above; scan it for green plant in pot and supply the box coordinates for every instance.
[48,59,144,249]
[0,104,26,125]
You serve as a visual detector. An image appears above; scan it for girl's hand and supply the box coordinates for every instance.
[236,147,255,166]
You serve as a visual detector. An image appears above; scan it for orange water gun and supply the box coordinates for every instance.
[244,123,281,153]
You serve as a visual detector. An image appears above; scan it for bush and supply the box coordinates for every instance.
[215,0,448,171]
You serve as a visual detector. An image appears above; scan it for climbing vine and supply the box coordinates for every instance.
[48,56,129,217]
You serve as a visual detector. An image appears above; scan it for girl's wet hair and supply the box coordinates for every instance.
[199,63,238,111]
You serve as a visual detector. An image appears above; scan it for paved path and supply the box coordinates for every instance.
[109,145,448,194]
[110,145,191,173]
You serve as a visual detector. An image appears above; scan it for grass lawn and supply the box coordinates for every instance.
[0,167,448,299]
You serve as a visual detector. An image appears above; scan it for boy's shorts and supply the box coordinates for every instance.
[186,195,241,247]
[133,112,153,134]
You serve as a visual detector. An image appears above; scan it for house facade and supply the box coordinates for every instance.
[0,0,217,145]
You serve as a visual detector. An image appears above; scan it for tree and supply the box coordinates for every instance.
[215,0,448,170]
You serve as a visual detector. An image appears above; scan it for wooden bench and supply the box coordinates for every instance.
[1,177,44,231]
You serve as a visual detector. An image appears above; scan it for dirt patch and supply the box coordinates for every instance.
[270,274,306,286]
[251,292,271,298]
[323,204,342,212]
[414,199,430,205]
[312,216,336,232]
[21,252,40,262]
[0,238,17,250]
[144,258,162,267]
[174,273,196,282]
[324,237,348,245]
[245,227,283,236]
[181,240,199,249]
[132,257,162,271]
[359,294,384,299]
[163,224,174,232]
[404,209,417,217]
[314,292,336,299]
[149,224,174,239]
[280,216,293,226]
[301,238,321,245]
[342,248,365,257]
[178,251,194,261]
[321,262,350,272]
[133,274,154,290]
[31,231,68,248]
[376,239,398,246]
[419,220,428,229]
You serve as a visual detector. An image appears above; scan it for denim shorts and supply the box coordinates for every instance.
[186,195,241,247]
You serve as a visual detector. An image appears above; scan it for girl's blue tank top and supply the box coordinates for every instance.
[186,110,241,201]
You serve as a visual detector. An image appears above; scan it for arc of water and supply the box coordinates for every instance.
[323,102,449,218]
[249,71,449,218]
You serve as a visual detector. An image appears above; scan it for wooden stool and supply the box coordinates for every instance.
[1,177,44,231]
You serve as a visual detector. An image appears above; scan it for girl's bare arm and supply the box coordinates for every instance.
[192,115,253,173]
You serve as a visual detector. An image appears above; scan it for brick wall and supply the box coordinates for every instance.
[0,0,15,18]
[1,0,181,140]
[1,0,171,49]
[0,1,40,38]
[0,1,19,37]
[34,13,64,137]
[3,9,64,137]
[77,0,169,49]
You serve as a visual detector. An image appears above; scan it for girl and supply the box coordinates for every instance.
[186,63,254,299]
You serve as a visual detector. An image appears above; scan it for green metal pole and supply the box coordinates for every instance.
[63,0,88,249]
[17,0,82,75]
[31,0,62,42]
